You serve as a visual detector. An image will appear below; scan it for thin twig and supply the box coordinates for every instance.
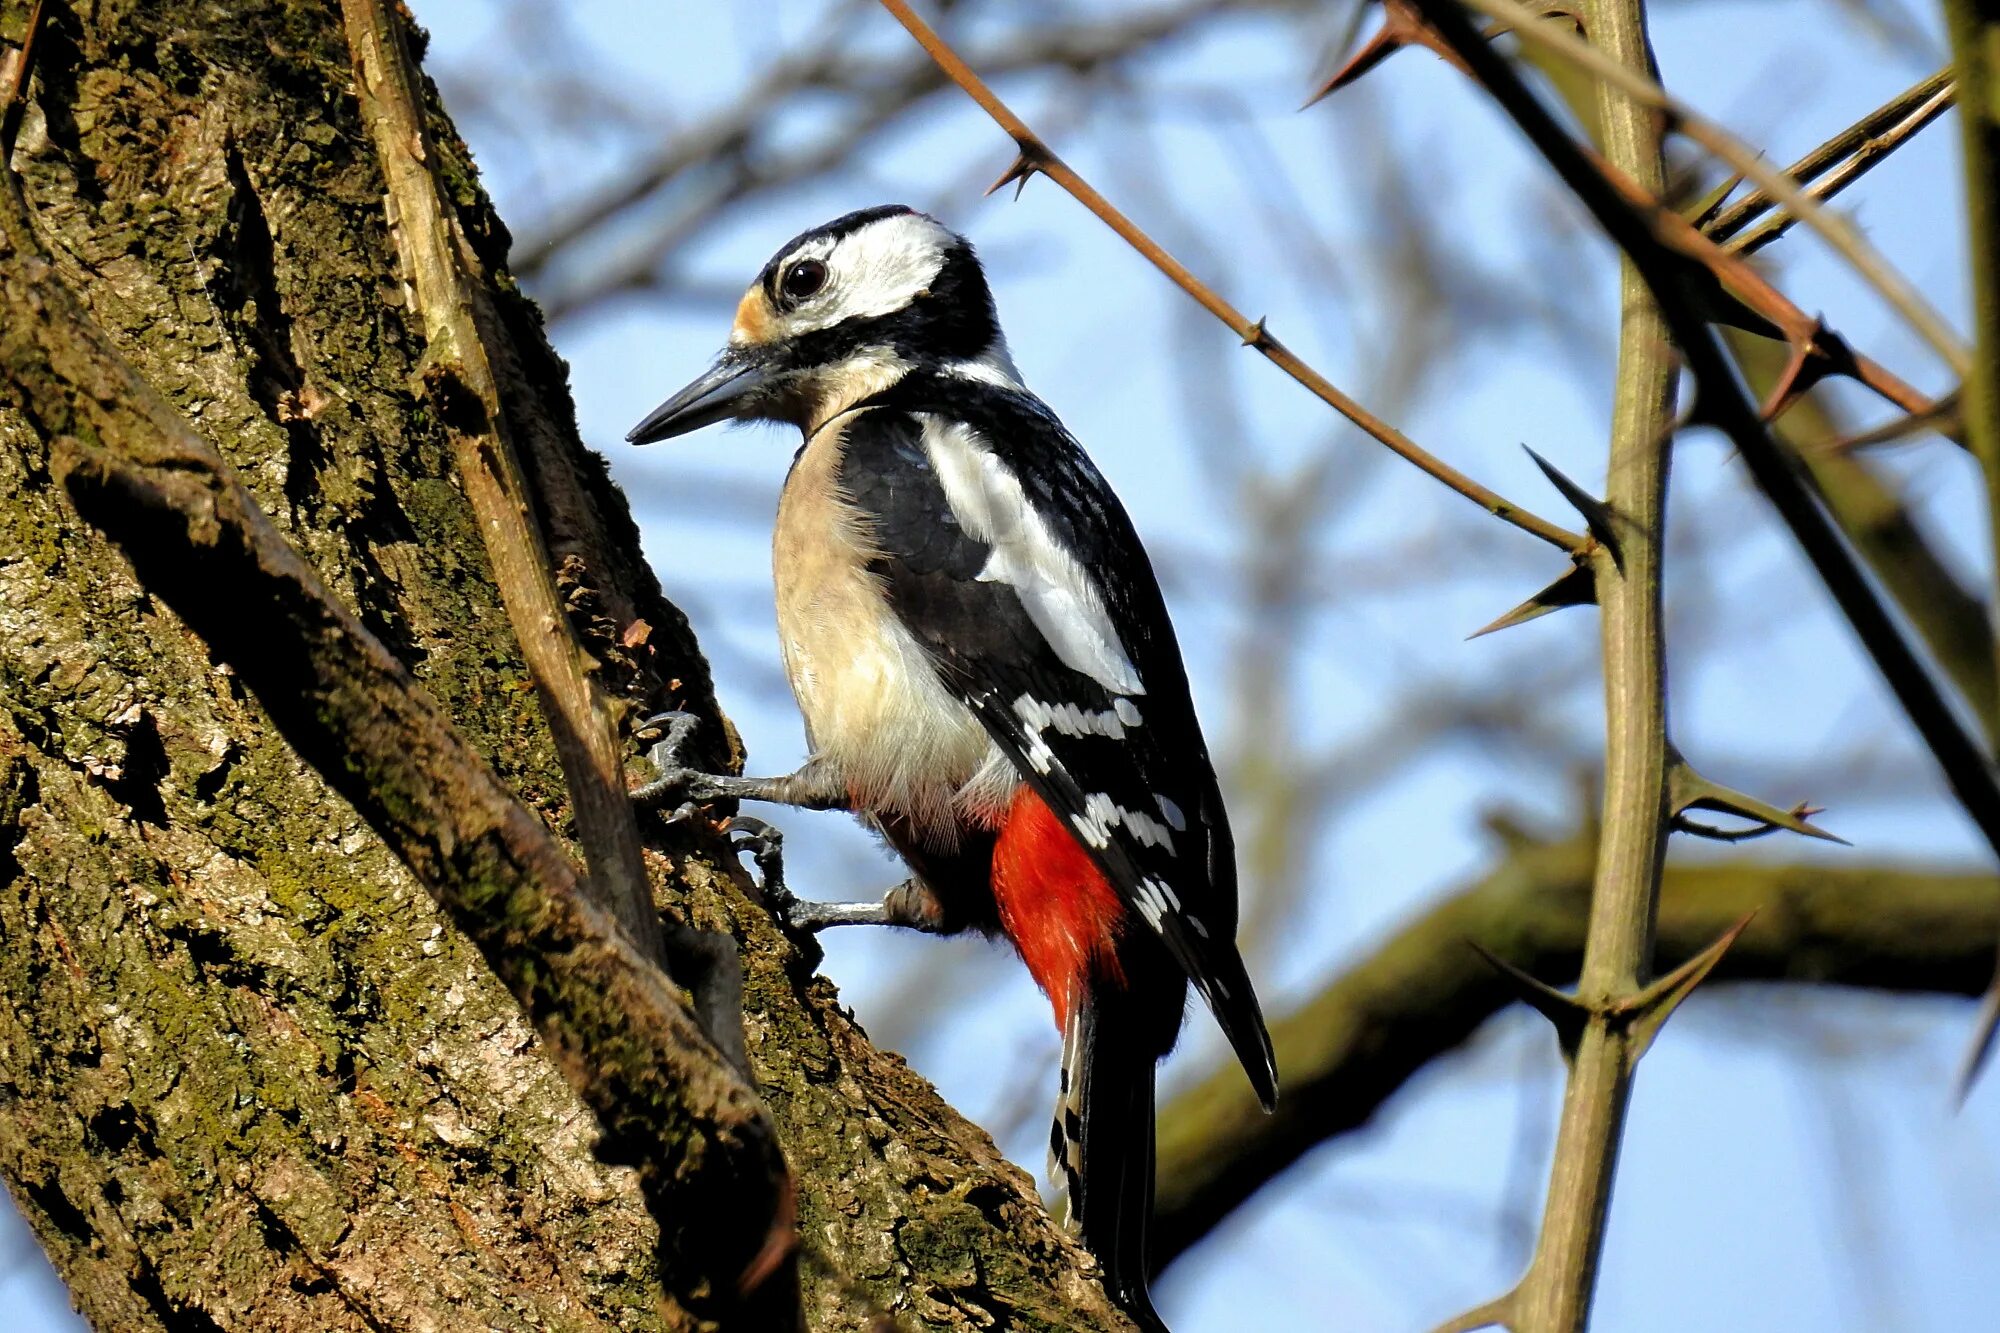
[1729,82,1957,257]
[875,0,1589,556]
[1703,67,1954,243]
[342,0,666,961]
[0,0,44,150]
[1463,0,1972,377]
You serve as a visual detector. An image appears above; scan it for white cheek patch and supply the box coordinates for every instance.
[927,420,1144,696]
[779,213,952,337]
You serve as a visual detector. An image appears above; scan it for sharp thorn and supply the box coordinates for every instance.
[1954,969,2000,1106]
[1302,23,1406,107]
[1619,913,1756,1063]
[1241,316,1269,348]
[1467,940,1590,1055]
[1523,447,1623,569]
[1667,752,1849,844]
[985,150,1039,199]
[1467,561,1597,639]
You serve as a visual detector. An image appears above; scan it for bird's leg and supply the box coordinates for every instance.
[725,815,951,935]
[632,711,850,813]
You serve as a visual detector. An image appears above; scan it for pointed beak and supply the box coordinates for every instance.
[625,351,773,444]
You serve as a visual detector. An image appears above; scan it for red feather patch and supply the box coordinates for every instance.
[990,784,1125,1028]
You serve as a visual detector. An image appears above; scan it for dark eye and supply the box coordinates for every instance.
[780,258,827,304]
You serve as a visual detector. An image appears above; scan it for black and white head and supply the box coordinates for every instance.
[627,205,1021,443]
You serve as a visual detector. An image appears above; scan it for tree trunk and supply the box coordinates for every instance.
[0,3,1127,1329]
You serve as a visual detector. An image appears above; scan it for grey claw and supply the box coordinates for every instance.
[637,710,701,774]
[632,711,715,811]
[726,815,791,910]
[720,808,780,892]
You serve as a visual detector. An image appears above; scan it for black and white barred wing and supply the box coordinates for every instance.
[840,397,1275,1102]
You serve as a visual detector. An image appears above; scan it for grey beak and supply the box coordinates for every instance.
[625,354,772,444]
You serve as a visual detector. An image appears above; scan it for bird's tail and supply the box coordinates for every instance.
[1052,992,1169,1333]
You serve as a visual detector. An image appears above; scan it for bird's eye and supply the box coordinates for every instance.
[780,258,828,304]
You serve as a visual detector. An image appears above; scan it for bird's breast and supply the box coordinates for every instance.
[773,420,1012,844]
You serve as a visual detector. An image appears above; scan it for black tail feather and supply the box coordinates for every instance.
[1057,995,1171,1333]
[1203,944,1278,1112]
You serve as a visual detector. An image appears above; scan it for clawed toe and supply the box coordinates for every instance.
[632,711,720,810]
[726,815,788,901]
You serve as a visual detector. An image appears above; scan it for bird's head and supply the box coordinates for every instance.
[626,205,1016,443]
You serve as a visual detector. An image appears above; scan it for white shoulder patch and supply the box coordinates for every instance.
[921,417,1144,696]
[943,338,1026,390]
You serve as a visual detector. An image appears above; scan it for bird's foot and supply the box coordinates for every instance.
[632,711,733,811]
[723,815,939,935]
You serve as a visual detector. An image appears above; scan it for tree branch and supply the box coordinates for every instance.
[1408,0,2000,1093]
[1153,835,2000,1271]
[1462,0,1971,377]
[341,0,667,964]
[1702,67,1954,246]
[0,142,797,1325]
[1474,2,1682,1323]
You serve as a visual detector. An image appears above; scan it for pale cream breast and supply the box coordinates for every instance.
[773,411,1014,844]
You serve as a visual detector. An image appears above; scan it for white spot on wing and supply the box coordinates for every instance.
[1156,794,1186,831]
[925,419,1144,695]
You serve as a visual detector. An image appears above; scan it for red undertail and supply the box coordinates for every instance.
[990,784,1126,1027]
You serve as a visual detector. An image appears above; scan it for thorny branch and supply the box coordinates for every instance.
[1412,0,2000,1084]
[1461,0,1971,376]
[1432,0,1687,1324]
[0,139,798,1325]
[1711,70,1956,256]
[874,0,1591,557]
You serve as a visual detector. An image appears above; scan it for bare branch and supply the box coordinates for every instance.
[1406,0,2000,1096]
[342,0,666,962]
[1476,0,1683,1321]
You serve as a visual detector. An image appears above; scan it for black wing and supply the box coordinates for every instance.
[838,379,1275,1105]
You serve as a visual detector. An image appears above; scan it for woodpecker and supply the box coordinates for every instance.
[628,205,1276,1330]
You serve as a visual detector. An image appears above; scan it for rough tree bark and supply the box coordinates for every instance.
[0,3,1129,1329]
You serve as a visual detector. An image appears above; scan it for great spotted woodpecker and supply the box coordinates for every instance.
[628,205,1276,1330]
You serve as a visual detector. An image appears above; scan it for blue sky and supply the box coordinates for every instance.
[8,2,1999,1329]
